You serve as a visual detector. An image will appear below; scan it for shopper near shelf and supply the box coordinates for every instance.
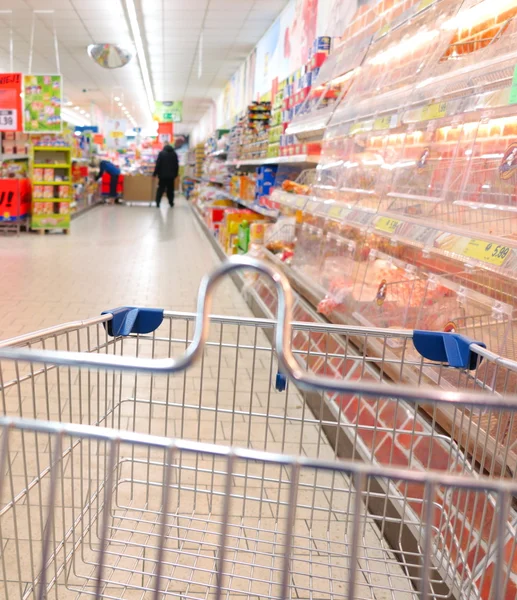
[94,159,121,204]
[153,144,179,208]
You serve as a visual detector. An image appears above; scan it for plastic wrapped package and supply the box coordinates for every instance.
[317,232,358,316]
[290,222,325,280]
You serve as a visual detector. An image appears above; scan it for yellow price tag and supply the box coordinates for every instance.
[373,115,392,130]
[420,102,446,121]
[461,239,511,266]
[295,197,307,209]
[377,23,390,38]
[418,0,434,10]
[328,205,344,219]
[350,122,365,135]
[375,216,401,234]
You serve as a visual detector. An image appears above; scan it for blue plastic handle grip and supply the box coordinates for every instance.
[102,307,164,337]
[413,330,485,370]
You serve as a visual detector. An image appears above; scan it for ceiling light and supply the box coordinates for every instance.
[80,110,86,114]
[74,106,80,110]
[125,0,155,114]
[85,112,90,117]
[114,96,120,101]
[117,101,123,106]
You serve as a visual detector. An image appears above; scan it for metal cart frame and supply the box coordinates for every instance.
[0,256,516,600]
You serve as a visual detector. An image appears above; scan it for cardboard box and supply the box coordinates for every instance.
[122,174,153,202]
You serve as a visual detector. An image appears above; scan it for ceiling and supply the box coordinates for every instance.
[0,0,289,134]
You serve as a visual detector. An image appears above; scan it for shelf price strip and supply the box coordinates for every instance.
[460,239,511,267]
[374,216,401,234]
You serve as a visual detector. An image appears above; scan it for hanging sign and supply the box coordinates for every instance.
[153,101,183,123]
[0,73,22,132]
[158,122,173,136]
[23,74,62,133]
[93,133,104,145]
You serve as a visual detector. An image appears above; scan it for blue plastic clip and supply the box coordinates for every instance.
[413,331,485,370]
[102,307,164,337]
[275,372,287,392]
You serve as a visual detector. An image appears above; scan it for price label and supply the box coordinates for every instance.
[375,216,401,234]
[461,239,511,266]
[509,64,517,105]
[295,196,307,209]
[350,122,366,135]
[373,115,392,130]
[328,205,344,219]
[0,109,16,131]
[376,23,390,39]
[417,0,434,10]
[420,102,446,121]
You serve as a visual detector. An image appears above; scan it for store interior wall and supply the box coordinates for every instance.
[191,0,356,145]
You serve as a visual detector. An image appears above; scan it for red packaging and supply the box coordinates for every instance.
[101,173,124,195]
[0,178,31,220]
[311,52,328,70]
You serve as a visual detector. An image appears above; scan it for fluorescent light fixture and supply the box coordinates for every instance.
[117,101,123,106]
[80,110,86,114]
[114,96,120,101]
[125,0,155,114]
[74,106,80,110]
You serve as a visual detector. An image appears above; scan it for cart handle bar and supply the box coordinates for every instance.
[0,255,502,408]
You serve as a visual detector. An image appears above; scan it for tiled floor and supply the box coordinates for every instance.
[0,198,251,340]
[0,198,414,599]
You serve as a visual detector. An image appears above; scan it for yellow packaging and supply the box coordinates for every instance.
[250,222,265,245]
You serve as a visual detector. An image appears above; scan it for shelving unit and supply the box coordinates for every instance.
[30,146,72,232]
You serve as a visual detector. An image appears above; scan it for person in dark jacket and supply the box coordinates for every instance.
[153,144,179,207]
[95,159,121,203]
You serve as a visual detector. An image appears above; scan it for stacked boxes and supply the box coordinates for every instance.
[2,132,29,155]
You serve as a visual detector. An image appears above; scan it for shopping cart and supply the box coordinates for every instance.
[0,256,517,600]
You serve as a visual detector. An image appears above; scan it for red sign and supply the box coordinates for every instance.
[0,73,22,132]
[158,122,173,136]
[0,178,31,220]
[93,133,104,145]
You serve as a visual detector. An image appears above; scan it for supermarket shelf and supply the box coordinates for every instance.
[33,164,70,169]
[32,181,72,186]
[228,155,320,167]
[202,177,227,185]
[33,146,71,152]
[208,150,228,158]
[1,154,29,161]
[232,197,278,218]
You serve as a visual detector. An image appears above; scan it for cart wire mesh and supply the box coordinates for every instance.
[1,256,517,599]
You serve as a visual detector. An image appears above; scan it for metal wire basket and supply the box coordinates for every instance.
[0,256,517,600]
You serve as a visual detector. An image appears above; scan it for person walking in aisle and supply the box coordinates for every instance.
[94,159,121,204]
[153,144,179,207]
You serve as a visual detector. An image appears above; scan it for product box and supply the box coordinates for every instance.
[15,132,28,143]
[240,176,257,202]
[120,174,151,202]
[2,141,14,154]
[3,132,15,141]
[33,185,43,198]
[59,185,69,199]
[33,168,43,182]
[313,36,332,54]
[44,185,53,198]
[44,168,54,182]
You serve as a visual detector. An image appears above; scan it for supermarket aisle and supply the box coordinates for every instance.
[0,196,252,340]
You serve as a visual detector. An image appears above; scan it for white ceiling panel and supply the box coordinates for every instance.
[0,0,289,133]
